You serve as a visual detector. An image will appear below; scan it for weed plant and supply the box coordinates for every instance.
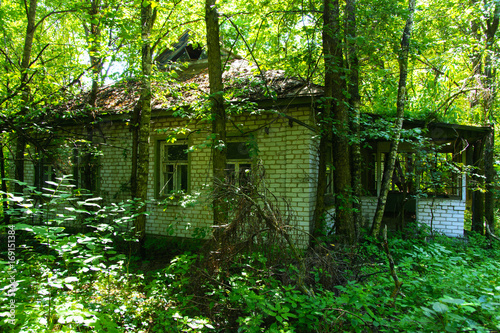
[1,180,500,332]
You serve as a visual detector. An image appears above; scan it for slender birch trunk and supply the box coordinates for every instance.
[371,0,416,237]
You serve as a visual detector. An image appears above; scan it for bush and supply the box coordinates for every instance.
[2,177,500,332]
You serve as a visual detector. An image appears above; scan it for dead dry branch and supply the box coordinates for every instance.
[382,225,404,305]
[200,164,314,293]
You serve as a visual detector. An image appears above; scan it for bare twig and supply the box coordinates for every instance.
[382,225,403,305]
[206,165,314,297]
[485,222,500,242]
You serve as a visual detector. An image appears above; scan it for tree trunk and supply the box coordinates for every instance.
[484,127,495,233]
[14,0,38,193]
[206,0,227,235]
[82,0,103,193]
[371,0,415,238]
[132,1,156,256]
[483,1,498,120]
[346,0,362,241]
[130,100,140,198]
[471,140,485,234]
[324,0,354,244]
[317,0,335,240]
[483,2,498,234]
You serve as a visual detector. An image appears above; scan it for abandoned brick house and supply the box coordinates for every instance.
[19,36,492,241]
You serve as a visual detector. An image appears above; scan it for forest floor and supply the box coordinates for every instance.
[2,223,500,332]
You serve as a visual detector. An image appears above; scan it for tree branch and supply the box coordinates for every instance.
[34,9,77,31]
[28,43,50,68]
[0,48,18,71]
[382,225,403,305]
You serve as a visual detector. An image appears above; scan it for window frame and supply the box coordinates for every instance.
[226,140,253,187]
[362,141,464,200]
[156,139,190,199]
[71,142,100,191]
[35,163,55,190]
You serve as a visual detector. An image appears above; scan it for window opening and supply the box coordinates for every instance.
[365,148,462,199]
[324,144,335,206]
[160,142,188,196]
[226,141,252,187]
[71,145,86,189]
[418,151,462,197]
[34,162,55,191]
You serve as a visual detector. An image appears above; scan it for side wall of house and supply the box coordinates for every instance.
[150,107,317,245]
[144,107,316,246]
[21,107,317,246]
[416,198,465,237]
[360,196,465,236]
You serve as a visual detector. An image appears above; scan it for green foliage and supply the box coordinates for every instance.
[143,228,499,332]
[1,0,500,331]
[2,185,500,332]
[0,177,149,332]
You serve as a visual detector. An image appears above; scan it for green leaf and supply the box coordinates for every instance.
[421,306,435,317]
[432,302,449,313]
[440,298,465,305]
[64,277,79,283]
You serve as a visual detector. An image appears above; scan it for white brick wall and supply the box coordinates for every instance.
[22,108,315,247]
[361,197,378,228]
[417,198,465,237]
[360,196,465,237]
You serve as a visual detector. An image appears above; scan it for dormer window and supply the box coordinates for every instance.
[156,30,206,71]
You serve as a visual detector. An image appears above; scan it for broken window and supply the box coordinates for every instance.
[418,151,462,198]
[33,145,56,191]
[389,152,416,194]
[34,163,55,190]
[159,141,189,196]
[226,141,252,187]
[70,142,97,191]
[363,145,463,199]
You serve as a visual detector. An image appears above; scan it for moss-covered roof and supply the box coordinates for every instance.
[55,58,323,116]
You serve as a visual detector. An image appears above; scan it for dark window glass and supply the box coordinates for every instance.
[227,142,250,160]
[168,145,188,161]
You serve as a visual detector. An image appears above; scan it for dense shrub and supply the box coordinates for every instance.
[1,181,500,332]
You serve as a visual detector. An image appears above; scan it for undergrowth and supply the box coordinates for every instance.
[1,178,500,332]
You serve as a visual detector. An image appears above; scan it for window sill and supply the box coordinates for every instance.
[157,193,184,205]
[157,191,200,208]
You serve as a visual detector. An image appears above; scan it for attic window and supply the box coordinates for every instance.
[185,44,203,60]
[167,43,203,63]
[156,30,206,70]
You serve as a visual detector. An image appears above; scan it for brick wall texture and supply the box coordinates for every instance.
[22,107,316,245]
[360,196,465,237]
[21,107,466,239]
